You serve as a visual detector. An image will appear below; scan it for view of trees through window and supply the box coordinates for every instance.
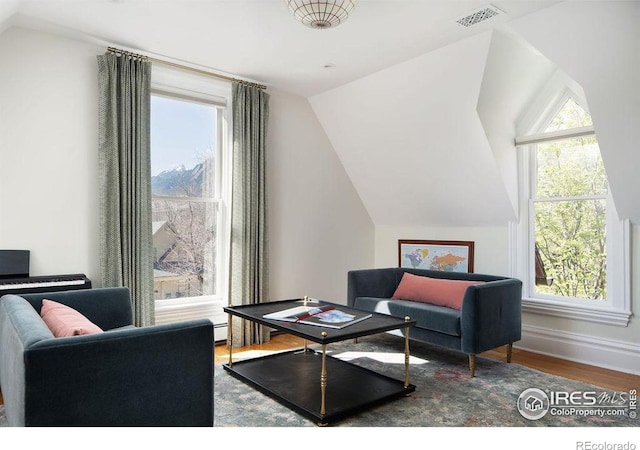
[533,97,608,300]
[150,95,218,300]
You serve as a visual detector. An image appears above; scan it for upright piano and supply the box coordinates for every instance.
[0,250,92,296]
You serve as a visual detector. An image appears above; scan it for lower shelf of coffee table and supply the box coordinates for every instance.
[222,348,415,425]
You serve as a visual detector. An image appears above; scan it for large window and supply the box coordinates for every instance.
[513,85,630,326]
[532,98,607,301]
[151,95,218,301]
[150,66,231,340]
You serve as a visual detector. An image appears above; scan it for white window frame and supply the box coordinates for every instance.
[150,65,232,331]
[511,76,631,327]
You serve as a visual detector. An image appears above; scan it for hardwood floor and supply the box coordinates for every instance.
[215,333,640,393]
[481,346,639,392]
[1,335,636,408]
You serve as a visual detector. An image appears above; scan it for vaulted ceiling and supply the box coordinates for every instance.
[2,1,639,225]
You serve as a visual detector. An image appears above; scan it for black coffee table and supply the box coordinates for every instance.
[222,298,416,426]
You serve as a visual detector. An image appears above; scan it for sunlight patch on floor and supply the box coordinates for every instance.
[224,347,430,365]
[330,351,429,365]
[224,349,287,361]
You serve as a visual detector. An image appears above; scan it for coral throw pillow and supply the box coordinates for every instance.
[391,273,484,310]
[40,299,104,337]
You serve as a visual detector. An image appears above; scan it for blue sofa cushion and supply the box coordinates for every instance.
[354,297,461,337]
[20,287,133,331]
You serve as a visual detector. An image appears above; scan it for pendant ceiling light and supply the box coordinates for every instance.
[284,0,358,29]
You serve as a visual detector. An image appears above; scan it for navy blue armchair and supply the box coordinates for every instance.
[0,287,214,426]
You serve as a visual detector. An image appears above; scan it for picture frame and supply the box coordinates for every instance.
[398,239,474,273]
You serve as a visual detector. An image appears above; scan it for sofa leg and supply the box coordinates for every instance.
[469,354,476,377]
[506,342,513,363]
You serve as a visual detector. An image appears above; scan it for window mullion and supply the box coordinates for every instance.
[532,195,607,203]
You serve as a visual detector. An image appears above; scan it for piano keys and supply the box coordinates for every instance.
[0,250,92,296]
[0,274,92,296]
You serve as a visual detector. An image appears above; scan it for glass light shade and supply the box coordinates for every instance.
[284,0,357,29]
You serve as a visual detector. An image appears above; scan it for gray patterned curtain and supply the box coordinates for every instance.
[97,52,154,327]
[228,82,270,347]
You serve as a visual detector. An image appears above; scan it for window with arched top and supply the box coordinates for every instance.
[512,78,630,326]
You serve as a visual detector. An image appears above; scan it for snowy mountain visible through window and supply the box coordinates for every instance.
[150,95,218,301]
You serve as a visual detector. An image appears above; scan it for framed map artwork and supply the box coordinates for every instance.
[398,240,474,273]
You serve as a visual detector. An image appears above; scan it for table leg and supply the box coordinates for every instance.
[404,316,411,389]
[227,312,233,367]
[320,332,328,420]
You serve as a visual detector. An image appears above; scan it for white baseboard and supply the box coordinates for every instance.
[517,324,640,376]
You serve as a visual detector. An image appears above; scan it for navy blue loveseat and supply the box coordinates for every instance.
[0,287,214,426]
[348,268,522,376]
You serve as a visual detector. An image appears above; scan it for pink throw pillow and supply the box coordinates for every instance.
[40,299,104,337]
[391,273,484,310]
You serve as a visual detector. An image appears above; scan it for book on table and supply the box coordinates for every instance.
[263,304,372,329]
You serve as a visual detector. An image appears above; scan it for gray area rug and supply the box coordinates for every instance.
[214,333,637,427]
[0,334,636,427]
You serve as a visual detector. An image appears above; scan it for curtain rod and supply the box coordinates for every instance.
[106,46,267,90]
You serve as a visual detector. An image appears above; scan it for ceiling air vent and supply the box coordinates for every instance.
[456,5,503,27]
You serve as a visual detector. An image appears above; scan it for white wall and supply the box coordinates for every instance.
[509,1,640,224]
[267,89,374,304]
[375,226,509,276]
[0,26,102,281]
[0,1,19,34]
[310,31,517,228]
[0,26,375,305]
[477,30,556,214]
